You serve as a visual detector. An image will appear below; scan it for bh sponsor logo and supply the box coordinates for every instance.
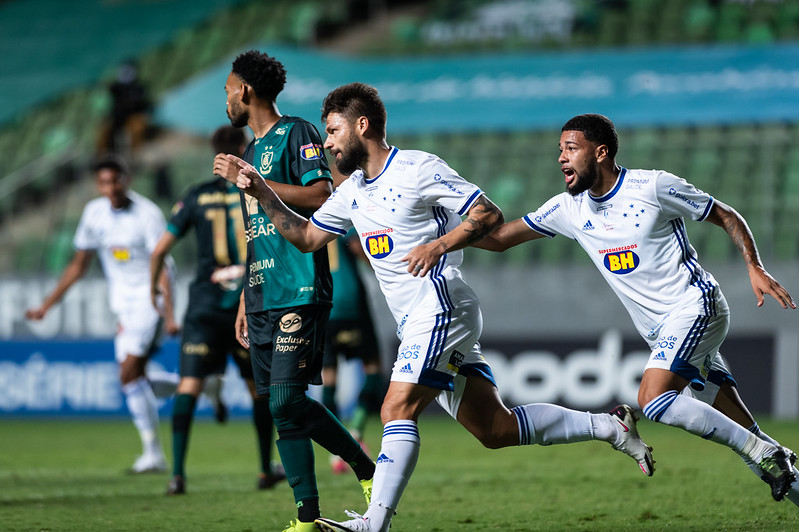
[603,250,640,274]
[365,234,393,258]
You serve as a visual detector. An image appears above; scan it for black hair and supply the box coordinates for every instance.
[321,82,387,138]
[92,153,129,176]
[561,113,618,159]
[211,125,246,155]
[231,50,287,101]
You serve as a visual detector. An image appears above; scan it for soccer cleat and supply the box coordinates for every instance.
[360,477,373,505]
[281,519,316,532]
[166,475,185,495]
[257,463,287,490]
[127,452,168,474]
[316,510,374,532]
[609,404,655,476]
[758,446,797,501]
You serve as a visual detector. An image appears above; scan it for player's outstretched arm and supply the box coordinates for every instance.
[402,194,503,277]
[213,153,332,210]
[222,154,336,253]
[25,249,94,320]
[474,218,546,252]
[705,199,796,309]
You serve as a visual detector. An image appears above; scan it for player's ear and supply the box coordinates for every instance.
[240,82,252,104]
[595,143,609,163]
[356,116,369,136]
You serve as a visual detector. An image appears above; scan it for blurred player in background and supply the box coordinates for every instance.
[26,154,179,473]
[211,51,375,532]
[323,229,385,474]
[150,125,285,496]
[478,113,798,504]
[221,82,655,532]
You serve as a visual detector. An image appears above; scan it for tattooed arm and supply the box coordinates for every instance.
[402,194,504,277]
[222,154,337,253]
[705,199,795,309]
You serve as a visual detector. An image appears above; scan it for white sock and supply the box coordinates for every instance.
[644,391,770,461]
[122,377,162,456]
[511,404,594,445]
[146,369,179,398]
[366,420,420,532]
[743,423,799,506]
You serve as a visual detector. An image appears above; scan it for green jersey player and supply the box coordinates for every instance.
[151,126,285,495]
[212,51,374,532]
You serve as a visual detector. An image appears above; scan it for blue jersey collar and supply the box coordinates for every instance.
[364,147,398,184]
[589,167,626,203]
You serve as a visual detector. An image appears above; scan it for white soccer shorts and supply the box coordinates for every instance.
[114,300,162,363]
[391,299,495,418]
[644,308,734,391]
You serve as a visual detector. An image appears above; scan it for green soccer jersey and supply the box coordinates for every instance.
[167,177,245,315]
[241,115,333,313]
[327,231,368,321]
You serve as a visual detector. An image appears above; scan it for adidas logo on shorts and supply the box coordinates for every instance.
[399,363,413,374]
[653,351,667,361]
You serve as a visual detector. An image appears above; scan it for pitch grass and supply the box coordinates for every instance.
[1,416,798,531]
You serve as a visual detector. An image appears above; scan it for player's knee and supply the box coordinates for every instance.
[268,383,307,424]
[473,428,505,450]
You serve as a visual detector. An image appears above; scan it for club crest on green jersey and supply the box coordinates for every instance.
[260,149,274,175]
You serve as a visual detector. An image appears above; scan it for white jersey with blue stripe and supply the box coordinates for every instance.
[524,167,726,341]
[311,147,483,328]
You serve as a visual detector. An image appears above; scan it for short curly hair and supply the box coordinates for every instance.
[561,113,618,159]
[231,50,287,101]
[321,82,387,138]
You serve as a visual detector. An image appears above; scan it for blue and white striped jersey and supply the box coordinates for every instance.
[524,168,727,341]
[311,147,482,329]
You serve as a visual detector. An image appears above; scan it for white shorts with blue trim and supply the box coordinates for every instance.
[644,307,736,391]
[390,297,496,418]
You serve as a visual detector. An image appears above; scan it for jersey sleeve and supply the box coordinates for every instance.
[73,203,99,251]
[288,120,333,186]
[415,156,482,215]
[143,205,167,252]
[166,187,196,238]
[655,171,714,222]
[522,194,572,239]
[310,180,354,236]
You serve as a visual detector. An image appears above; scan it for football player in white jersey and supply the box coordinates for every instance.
[478,113,798,505]
[26,155,179,473]
[219,83,656,532]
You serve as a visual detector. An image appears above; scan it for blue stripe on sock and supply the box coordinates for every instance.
[643,390,679,422]
[512,406,531,445]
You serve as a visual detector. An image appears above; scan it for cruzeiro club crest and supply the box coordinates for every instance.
[260,149,274,175]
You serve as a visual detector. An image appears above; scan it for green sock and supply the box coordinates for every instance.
[171,393,197,477]
[252,396,275,475]
[321,385,338,418]
[349,406,367,437]
[304,397,374,480]
[275,435,318,504]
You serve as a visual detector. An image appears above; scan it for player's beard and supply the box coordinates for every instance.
[335,132,367,176]
[226,103,248,128]
[567,166,598,196]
